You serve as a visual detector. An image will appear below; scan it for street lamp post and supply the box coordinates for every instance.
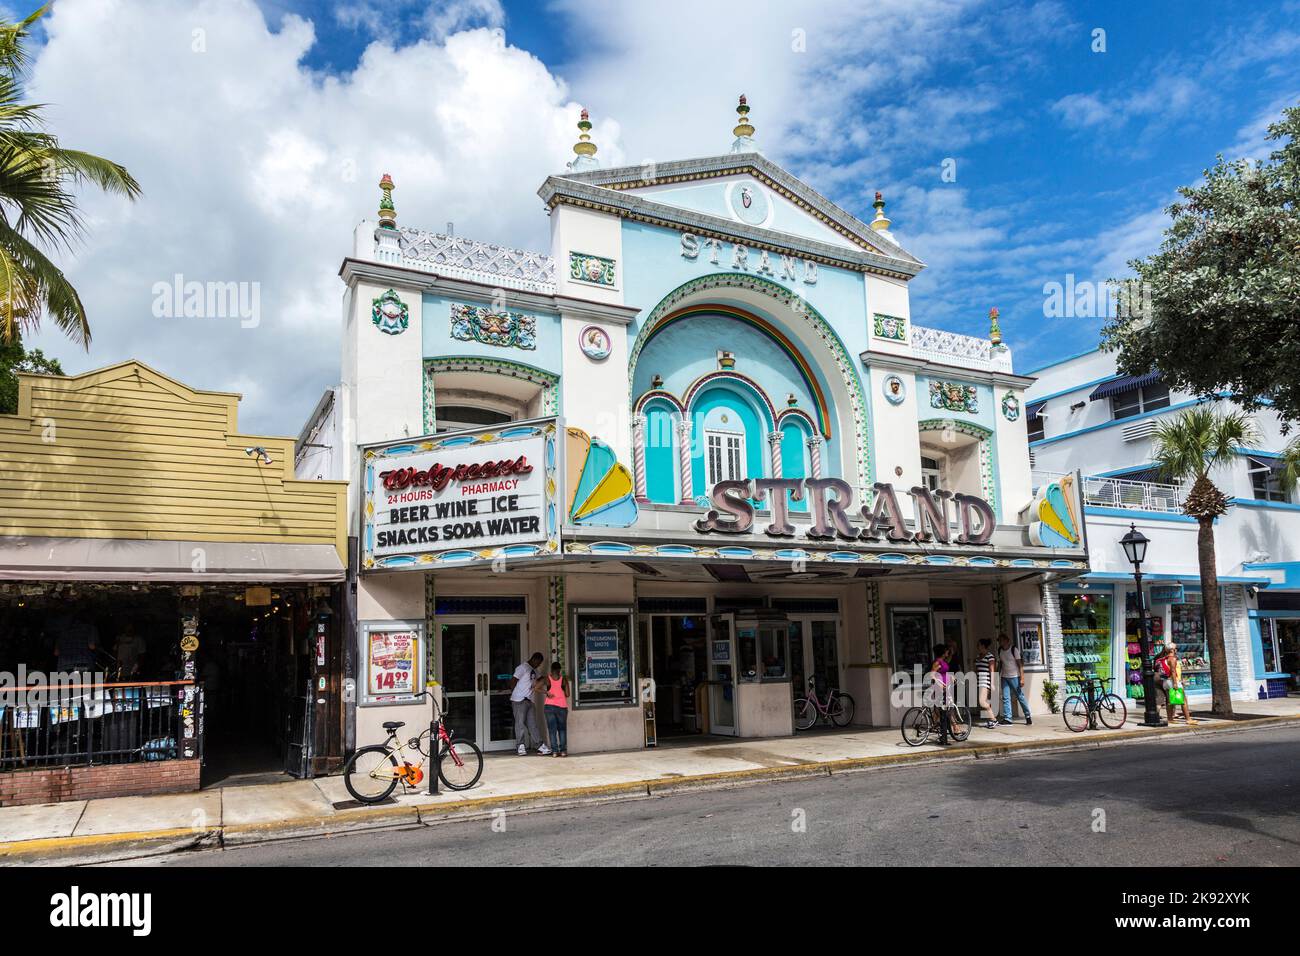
[1120,523,1165,728]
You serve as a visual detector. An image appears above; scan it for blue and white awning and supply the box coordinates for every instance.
[1089,371,1162,400]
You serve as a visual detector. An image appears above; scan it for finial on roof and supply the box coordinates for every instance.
[378,173,396,229]
[989,307,1003,346]
[870,191,892,232]
[571,108,599,170]
[731,94,757,153]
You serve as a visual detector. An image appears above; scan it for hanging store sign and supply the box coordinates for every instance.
[362,421,561,569]
[693,477,997,546]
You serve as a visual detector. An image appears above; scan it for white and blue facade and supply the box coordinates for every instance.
[308,106,1091,755]
[1026,348,1300,704]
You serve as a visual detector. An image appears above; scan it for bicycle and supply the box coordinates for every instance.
[343,714,484,804]
[793,677,856,730]
[1062,676,1127,732]
[901,691,972,747]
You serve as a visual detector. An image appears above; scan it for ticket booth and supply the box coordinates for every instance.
[708,609,794,738]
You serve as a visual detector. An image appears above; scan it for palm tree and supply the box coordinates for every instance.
[1279,436,1300,497]
[1151,406,1260,717]
[0,5,140,347]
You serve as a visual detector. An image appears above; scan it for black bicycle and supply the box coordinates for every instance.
[1062,676,1127,732]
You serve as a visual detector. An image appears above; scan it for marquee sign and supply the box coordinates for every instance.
[362,421,561,569]
[694,477,997,546]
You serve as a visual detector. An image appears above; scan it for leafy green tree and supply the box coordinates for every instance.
[1103,104,1300,427]
[0,330,61,413]
[1151,407,1259,717]
[0,5,141,347]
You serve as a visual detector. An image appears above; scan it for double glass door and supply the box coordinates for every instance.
[439,617,526,752]
[789,617,841,701]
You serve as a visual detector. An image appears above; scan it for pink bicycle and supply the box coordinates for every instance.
[793,677,856,730]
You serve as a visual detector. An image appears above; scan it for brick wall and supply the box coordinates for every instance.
[0,759,201,807]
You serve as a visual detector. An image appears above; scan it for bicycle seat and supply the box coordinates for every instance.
[382,721,405,732]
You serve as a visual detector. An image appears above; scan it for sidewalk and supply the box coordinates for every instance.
[4,697,1299,864]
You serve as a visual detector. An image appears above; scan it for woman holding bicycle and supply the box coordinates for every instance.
[929,643,954,746]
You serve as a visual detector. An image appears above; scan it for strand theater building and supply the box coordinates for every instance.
[308,101,1089,755]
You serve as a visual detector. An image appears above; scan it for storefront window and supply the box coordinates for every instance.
[1060,593,1112,698]
[760,626,788,679]
[889,607,932,676]
[1123,591,1167,702]
[1170,601,1211,694]
[737,624,758,681]
[572,607,634,706]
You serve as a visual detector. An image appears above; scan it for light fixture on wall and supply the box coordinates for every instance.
[1070,401,1086,412]
[244,446,273,465]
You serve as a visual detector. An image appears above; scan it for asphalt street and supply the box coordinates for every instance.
[135,723,1300,867]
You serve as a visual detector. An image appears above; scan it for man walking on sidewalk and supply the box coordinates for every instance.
[997,633,1032,726]
[509,652,551,755]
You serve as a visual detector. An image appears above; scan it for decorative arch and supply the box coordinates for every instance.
[423,356,560,434]
[628,272,873,488]
[681,370,778,429]
[916,417,999,518]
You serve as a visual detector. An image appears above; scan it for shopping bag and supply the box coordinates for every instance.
[1168,686,1185,707]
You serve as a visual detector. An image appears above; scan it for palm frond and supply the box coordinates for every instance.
[1279,437,1300,494]
[1151,405,1259,484]
[0,220,89,345]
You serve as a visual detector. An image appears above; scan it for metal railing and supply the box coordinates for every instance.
[1031,469,1185,514]
[0,680,200,771]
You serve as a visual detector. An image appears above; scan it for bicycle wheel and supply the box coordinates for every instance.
[438,737,484,791]
[344,745,399,803]
[1062,695,1090,733]
[793,698,818,731]
[949,705,972,742]
[1097,693,1128,730]
[829,692,856,728]
[901,706,932,747]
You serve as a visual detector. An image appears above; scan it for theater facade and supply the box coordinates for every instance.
[308,101,1089,754]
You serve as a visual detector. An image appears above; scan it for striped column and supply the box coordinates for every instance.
[631,414,649,502]
[806,435,824,479]
[677,417,694,504]
[767,431,783,478]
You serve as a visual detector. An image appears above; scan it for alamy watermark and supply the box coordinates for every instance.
[0,666,106,710]
[1042,275,1150,320]
[151,274,260,328]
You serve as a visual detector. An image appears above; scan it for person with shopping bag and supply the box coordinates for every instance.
[1157,644,1196,725]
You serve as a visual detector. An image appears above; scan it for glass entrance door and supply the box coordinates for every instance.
[438,617,526,752]
[790,617,841,701]
[708,615,737,736]
[933,612,967,673]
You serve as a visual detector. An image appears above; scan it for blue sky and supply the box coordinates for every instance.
[17,0,1300,432]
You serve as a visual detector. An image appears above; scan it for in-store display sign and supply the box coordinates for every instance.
[361,623,424,704]
[694,477,997,546]
[363,428,549,564]
[582,628,621,688]
[1013,615,1044,667]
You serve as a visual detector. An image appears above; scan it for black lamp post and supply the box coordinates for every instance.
[1120,523,1165,727]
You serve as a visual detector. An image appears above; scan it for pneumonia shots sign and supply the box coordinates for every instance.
[362,422,557,568]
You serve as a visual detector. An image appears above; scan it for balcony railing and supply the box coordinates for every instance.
[1032,470,1185,514]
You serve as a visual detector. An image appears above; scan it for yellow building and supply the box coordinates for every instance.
[0,361,349,805]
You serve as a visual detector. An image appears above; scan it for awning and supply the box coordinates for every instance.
[1026,400,1047,421]
[1111,466,1165,484]
[0,537,345,583]
[1089,371,1162,401]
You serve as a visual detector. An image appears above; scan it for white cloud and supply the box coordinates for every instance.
[25,0,608,434]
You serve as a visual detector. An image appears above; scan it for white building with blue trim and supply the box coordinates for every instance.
[304,100,1092,755]
[1026,347,1300,707]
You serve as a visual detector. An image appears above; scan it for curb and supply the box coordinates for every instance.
[4,713,1298,863]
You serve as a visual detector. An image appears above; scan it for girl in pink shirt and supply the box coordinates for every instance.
[543,663,570,757]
